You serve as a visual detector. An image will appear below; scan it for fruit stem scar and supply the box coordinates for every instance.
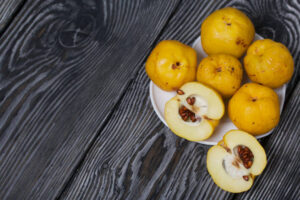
[172,62,181,70]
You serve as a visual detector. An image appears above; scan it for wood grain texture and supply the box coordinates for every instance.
[0,0,25,33]
[0,0,180,199]
[234,82,300,200]
[60,0,300,200]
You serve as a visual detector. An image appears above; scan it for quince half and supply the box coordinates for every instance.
[164,82,224,141]
[207,130,267,193]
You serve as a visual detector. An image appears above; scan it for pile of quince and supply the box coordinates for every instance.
[145,7,294,193]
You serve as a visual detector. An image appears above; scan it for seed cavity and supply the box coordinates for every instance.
[223,155,249,179]
[236,145,254,169]
[178,105,200,123]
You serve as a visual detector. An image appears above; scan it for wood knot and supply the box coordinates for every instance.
[58,14,95,48]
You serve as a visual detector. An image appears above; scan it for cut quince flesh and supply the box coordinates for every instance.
[164,82,224,141]
[207,130,267,193]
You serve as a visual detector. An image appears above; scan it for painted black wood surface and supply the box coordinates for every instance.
[0,0,25,33]
[0,0,299,200]
[0,0,180,199]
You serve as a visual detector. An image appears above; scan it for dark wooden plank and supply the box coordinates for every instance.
[60,1,236,199]
[234,81,300,200]
[60,0,300,200]
[0,0,25,33]
[0,0,181,199]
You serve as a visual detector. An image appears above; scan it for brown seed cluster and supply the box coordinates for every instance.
[237,145,254,169]
[179,106,197,122]
[186,97,195,105]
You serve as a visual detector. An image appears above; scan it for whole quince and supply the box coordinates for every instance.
[146,40,197,91]
[196,54,243,98]
[244,39,294,88]
[201,7,255,58]
[228,83,280,135]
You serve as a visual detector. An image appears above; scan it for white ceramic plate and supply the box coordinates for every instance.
[149,34,286,145]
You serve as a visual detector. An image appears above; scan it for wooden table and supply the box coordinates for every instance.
[0,0,299,199]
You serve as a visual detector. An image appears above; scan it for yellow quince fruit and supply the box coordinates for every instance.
[201,7,255,58]
[146,40,197,91]
[244,39,294,88]
[228,83,280,135]
[197,54,243,98]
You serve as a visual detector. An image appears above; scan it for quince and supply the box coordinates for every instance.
[197,54,243,98]
[207,130,267,193]
[244,39,294,88]
[228,83,280,135]
[201,7,255,58]
[164,82,224,141]
[146,40,197,91]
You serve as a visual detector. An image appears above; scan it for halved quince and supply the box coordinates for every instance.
[207,130,267,193]
[164,82,224,141]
